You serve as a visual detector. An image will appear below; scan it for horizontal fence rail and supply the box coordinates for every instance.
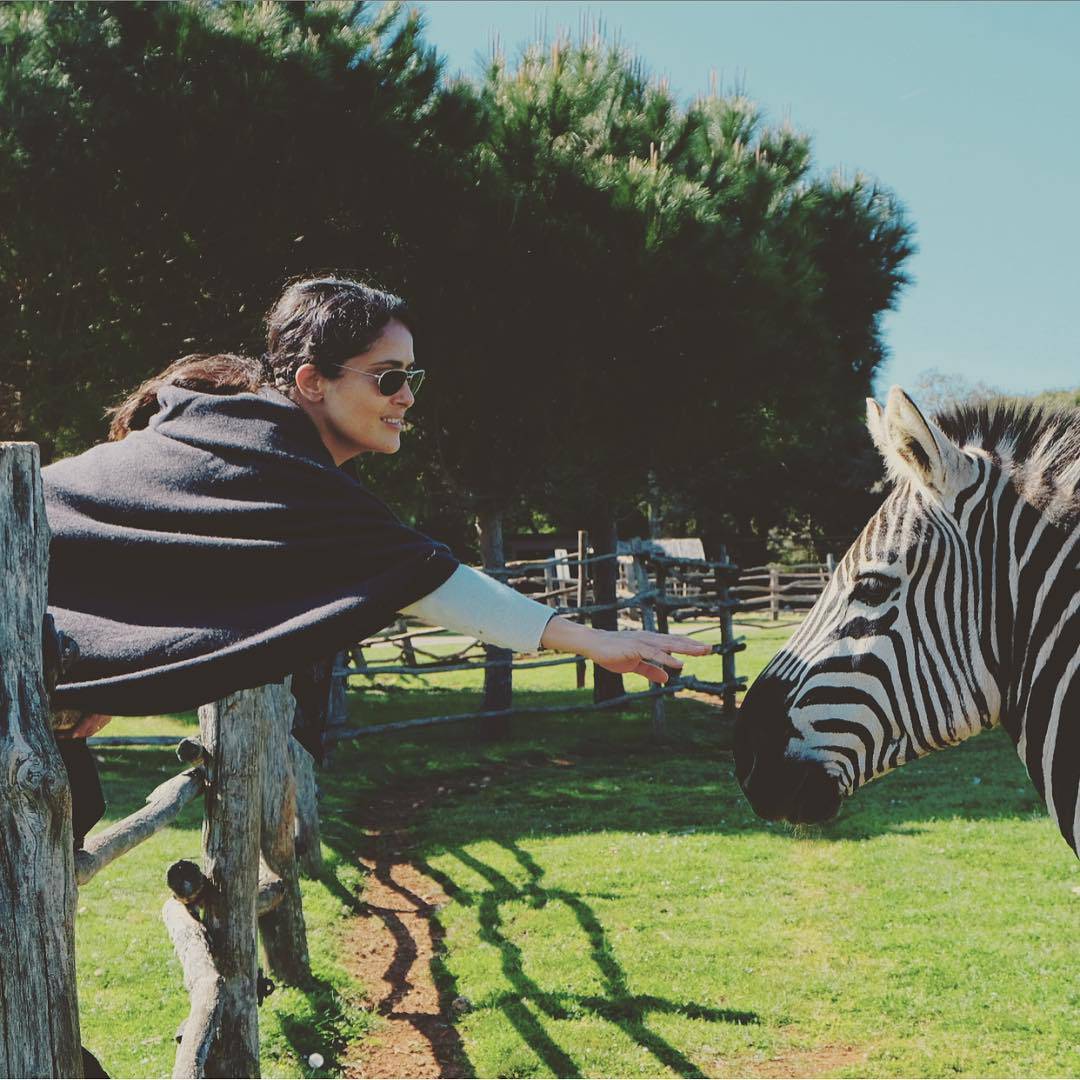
[5,436,761,1078]
[335,537,748,743]
[732,558,836,620]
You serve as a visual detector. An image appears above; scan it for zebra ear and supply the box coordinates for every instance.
[866,397,888,455]
[878,386,972,498]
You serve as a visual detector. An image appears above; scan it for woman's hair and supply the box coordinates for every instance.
[106,277,411,440]
[263,277,412,394]
[107,353,265,441]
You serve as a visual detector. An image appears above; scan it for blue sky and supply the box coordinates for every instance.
[420,0,1078,397]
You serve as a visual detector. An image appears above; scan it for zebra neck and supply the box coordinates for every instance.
[1004,505,1080,857]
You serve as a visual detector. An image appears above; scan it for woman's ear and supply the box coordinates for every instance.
[293,363,325,403]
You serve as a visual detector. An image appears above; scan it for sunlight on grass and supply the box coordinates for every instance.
[74,615,1079,1078]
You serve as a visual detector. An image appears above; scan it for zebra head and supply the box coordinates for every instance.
[734,387,1006,826]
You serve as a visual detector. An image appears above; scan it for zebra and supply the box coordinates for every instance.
[734,386,1079,857]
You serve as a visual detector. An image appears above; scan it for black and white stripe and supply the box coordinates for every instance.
[734,387,1079,857]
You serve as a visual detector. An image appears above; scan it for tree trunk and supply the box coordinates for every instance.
[646,470,662,539]
[476,504,512,732]
[199,689,268,1078]
[258,682,311,985]
[590,517,624,702]
[0,443,82,1079]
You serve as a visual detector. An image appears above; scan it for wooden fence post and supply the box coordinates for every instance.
[476,505,512,730]
[259,681,311,986]
[289,737,323,878]
[575,530,588,689]
[628,541,666,737]
[769,566,780,621]
[590,518,624,703]
[199,688,268,1078]
[717,547,738,717]
[654,561,670,635]
[0,443,82,1079]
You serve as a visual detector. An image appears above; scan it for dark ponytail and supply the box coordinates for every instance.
[107,353,266,441]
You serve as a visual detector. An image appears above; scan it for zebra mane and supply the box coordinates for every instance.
[933,398,1080,524]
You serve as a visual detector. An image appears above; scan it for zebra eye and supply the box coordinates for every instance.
[850,573,898,606]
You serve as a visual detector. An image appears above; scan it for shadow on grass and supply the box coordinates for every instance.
[272,970,369,1076]
[418,839,758,1079]
[331,686,1044,841]
[352,834,473,1077]
[82,687,1049,1079]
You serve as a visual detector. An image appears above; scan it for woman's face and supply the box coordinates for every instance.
[294,318,417,464]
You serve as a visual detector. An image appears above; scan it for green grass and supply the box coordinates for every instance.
[75,614,1079,1077]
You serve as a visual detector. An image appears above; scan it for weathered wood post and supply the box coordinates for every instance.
[654,561,670,635]
[769,565,780,621]
[476,504,512,730]
[199,688,269,1078]
[590,518,624,703]
[0,443,83,1078]
[628,541,666,737]
[164,888,222,1079]
[717,546,738,717]
[258,680,311,985]
[395,619,418,669]
[575,530,588,689]
[325,650,350,751]
[289,737,323,878]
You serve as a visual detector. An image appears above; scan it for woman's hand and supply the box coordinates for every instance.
[540,617,711,684]
[55,713,114,739]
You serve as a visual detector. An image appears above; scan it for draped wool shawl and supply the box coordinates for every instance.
[43,386,458,715]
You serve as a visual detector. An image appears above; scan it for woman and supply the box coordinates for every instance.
[46,278,708,804]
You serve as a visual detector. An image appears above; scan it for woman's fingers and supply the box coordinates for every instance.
[638,631,711,655]
[634,660,669,684]
[70,713,113,739]
[650,650,683,669]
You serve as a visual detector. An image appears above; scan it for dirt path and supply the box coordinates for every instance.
[339,784,471,1079]
[334,745,869,1080]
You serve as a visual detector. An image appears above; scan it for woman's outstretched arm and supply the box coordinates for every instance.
[403,565,711,683]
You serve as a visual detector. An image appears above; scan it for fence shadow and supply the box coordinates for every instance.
[352,831,473,1078]
[415,839,758,1079]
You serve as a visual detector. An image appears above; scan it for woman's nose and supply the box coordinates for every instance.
[391,382,415,408]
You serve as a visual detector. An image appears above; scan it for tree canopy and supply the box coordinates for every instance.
[1,1,915,558]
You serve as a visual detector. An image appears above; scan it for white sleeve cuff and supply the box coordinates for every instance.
[400,564,556,653]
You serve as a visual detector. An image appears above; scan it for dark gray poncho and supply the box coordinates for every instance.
[43,385,458,715]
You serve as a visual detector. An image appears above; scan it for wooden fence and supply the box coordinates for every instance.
[731,557,837,620]
[1,438,747,1075]
[334,536,747,743]
[1,443,320,1078]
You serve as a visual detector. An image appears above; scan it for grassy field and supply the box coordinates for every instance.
[78,614,1079,1078]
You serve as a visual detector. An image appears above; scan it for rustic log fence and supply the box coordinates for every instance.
[731,556,837,620]
[336,536,747,743]
[1,437,745,1075]
[1,440,322,1077]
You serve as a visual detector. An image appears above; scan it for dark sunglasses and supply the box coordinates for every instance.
[335,364,425,396]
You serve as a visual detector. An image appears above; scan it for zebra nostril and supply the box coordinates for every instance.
[788,762,844,824]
